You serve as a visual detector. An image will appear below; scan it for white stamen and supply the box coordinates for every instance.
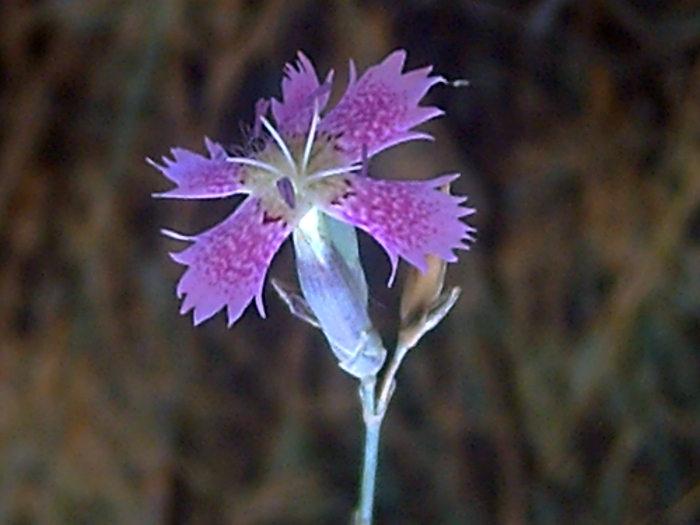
[160,228,194,241]
[301,99,321,174]
[225,156,285,178]
[261,116,297,176]
[307,164,363,181]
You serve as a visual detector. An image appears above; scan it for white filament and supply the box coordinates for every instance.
[307,163,362,181]
[301,100,321,175]
[225,156,285,178]
[261,116,297,176]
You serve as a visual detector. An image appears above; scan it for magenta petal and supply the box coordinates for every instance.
[320,174,475,285]
[167,197,292,326]
[271,52,333,135]
[149,138,243,199]
[318,50,445,163]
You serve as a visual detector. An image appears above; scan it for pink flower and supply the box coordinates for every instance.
[149,50,476,326]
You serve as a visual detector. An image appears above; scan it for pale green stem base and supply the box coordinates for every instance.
[353,341,411,525]
[355,378,382,525]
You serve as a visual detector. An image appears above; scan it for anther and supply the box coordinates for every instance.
[276,177,296,209]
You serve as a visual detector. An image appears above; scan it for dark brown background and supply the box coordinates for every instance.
[2,1,700,524]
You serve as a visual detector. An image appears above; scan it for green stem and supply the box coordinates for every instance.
[355,338,418,523]
[356,378,383,525]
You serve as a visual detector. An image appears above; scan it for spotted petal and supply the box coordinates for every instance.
[271,52,333,136]
[318,50,445,163]
[320,174,475,285]
[166,197,293,326]
[149,138,243,199]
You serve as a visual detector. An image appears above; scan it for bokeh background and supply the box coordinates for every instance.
[2,0,700,524]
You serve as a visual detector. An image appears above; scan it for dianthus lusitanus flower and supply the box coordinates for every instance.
[150,50,476,327]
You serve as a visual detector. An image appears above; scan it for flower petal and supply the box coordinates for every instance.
[149,138,244,199]
[271,52,333,135]
[319,50,445,163]
[167,197,293,326]
[319,174,475,285]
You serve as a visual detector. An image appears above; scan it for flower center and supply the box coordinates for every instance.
[225,104,362,223]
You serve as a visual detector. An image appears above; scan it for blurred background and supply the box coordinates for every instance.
[2,0,700,524]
